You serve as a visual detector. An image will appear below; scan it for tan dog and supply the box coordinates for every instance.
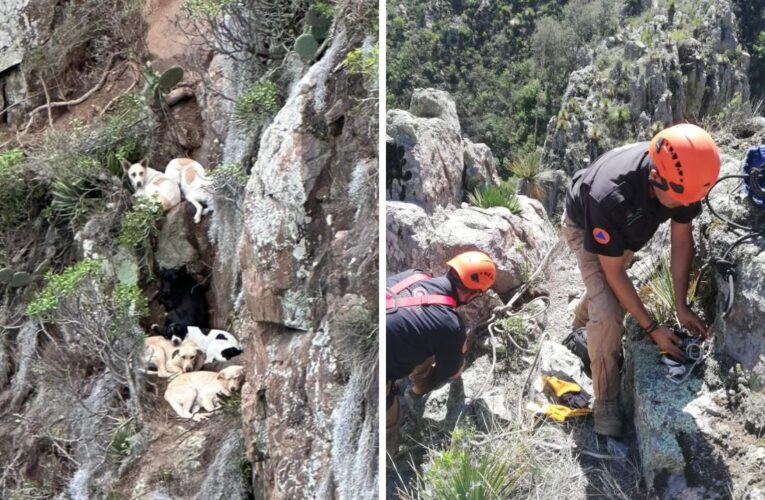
[163,158,212,223]
[164,365,245,421]
[124,160,181,211]
[144,336,204,378]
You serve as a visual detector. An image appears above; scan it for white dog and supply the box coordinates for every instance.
[143,336,204,378]
[177,326,243,364]
[164,365,245,421]
[124,160,181,211]
[164,158,213,223]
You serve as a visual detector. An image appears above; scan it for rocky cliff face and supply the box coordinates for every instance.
[544,0,750,177]
[387,89,499,211]
[387,89,553,296]
[231,18,379,500]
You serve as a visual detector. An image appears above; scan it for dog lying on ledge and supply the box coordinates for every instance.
[164,365,245,421]
[143,336,204,378]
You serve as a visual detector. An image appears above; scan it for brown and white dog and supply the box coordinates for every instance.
[164,158,212,223]
[144,336,204,378]
[124,160,181,211]
[164,365,245,421]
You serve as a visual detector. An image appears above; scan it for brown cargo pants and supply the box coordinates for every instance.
[561,214,633,402]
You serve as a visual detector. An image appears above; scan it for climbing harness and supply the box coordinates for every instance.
[660,330,706,385]
[385,271,456,313]
[701,145,765,318]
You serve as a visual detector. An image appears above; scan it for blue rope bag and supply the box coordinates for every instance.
[743,145,765,209]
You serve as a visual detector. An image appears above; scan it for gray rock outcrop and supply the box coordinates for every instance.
[387,198,554,295]
[387,89,499,210]
[236,28,378,498]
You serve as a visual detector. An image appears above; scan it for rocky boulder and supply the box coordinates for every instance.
[387,196,555,295]
[387,89,498,211]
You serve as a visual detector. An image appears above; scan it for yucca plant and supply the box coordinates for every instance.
[510,150,555,201]
[639,256,701,328]
[467,181,522,215]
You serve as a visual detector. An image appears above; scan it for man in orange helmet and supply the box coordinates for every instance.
[562,123,720,438]
[385,251,496,455]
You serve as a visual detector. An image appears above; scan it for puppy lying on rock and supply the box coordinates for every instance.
[144,336,204,378]
[164,365,245,421]
[166,325,243,364]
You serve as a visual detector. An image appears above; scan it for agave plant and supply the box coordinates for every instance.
[510,150,555,201]
[467,181,522,215]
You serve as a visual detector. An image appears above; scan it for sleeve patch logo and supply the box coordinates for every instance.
[593,227,611,244]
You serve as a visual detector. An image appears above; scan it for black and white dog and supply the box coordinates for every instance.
[166,324,243,363]
[158,266,209,345]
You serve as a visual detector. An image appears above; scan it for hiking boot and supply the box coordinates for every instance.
[593,399,623,437]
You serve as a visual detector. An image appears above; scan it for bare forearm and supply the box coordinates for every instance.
[603,268,653,328]
[671,240,693,309]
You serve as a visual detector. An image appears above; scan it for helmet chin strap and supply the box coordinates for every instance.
[650,176,669,192]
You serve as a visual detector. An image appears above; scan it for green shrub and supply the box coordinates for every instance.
[407,428,517,499]
[606,104,632,133]
[118,198,164,248]
[183,0,236,18]
[0,149,45,231]
[112,283,149,320]
[26,258,103,318]
[110,417,138,458]
[345,43,379,80]
[36,94,152,224]
[467,181,522,215]
[233,81,280,128]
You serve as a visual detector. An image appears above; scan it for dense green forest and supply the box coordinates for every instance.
[387,0,618,171]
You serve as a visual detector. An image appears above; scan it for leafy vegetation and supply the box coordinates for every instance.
[26,259,104,318]
[467,181,522,215]
[109,417,138,458]
[346,43,379,80]
[0,149,45,232]
[409,428,515,499]
[388,0,617,167]
[183,0,237,18]
[118,198,164,249]
[36,94,152,224]
[233,81,281,128]
[639,257,701,328]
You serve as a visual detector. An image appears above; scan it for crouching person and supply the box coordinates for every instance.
[386,251,496,456]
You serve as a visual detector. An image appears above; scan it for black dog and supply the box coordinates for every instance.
[158,266,209,346]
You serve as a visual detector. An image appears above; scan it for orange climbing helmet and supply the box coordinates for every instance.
[446,251,496,292]
[648,123,720,204]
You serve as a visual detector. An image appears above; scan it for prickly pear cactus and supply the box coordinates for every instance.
[9,272,31,288]
[158,67,184,92]
[0,268,12,284]
[295,34,319,61]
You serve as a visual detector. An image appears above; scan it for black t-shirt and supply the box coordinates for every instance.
[565,142,701,257]
[386,270,465,386]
